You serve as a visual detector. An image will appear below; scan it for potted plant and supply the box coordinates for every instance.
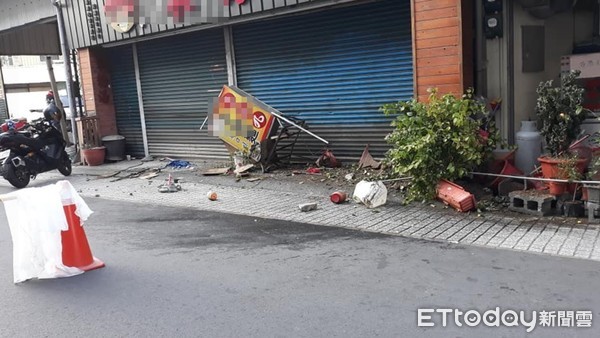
[536,70,588,190]
[583,154,600,203]
[381,88,500,203]
[81,144,106,166]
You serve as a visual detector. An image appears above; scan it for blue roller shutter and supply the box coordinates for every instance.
[107,45,145,157]
[233,0,413,160]
[136,29,229,159]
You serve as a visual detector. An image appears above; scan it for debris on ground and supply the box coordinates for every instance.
[299,202,318,212]
[165,159,194,170]
[330,191,347,204]
[207,191,218,201]
[158,174,182,193]
[345,173,355,181]
[436,180,476,212]
[352,180,388,208]
[306,167,321,175]
[315,149,341,168]
[140,172,160,180]
[234,164,254,174]
[247,177,262,182]
[202,167,230,176]
[357,145,381,170]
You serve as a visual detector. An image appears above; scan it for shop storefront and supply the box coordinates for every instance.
[62,0,470,160]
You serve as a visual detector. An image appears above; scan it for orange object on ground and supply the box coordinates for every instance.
[207,191,218,201]
[489,160,523,189]
[436,180,477,212]
[61,204,105,271]
[330,191,347,204]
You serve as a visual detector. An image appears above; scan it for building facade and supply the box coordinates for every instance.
[60,0,471,160]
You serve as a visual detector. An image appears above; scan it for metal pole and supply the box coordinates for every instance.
[132,43,150,158]
[0,61,8,119]
[268,110,329,144]
[52,0,79,159]
[46,56,71,143]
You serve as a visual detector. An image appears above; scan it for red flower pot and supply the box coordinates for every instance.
[548,181,567,196]
[537,156,587,178]
[81,146,106,166]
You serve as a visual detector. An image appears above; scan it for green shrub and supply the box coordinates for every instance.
[382,88,497,202]
[536,70,586,157]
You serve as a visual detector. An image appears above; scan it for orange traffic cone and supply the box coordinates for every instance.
[61,204,105,271]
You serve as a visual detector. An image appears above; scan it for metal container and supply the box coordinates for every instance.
[515,121,542,174]
[101,135,126,161]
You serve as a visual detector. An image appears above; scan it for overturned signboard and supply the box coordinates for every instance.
[208,85,279,162]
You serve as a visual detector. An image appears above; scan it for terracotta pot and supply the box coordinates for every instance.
[537,156,587,178]
[548,181,567,196]
[81,146,106,166]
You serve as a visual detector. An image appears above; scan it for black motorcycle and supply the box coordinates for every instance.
[0,118,71,188]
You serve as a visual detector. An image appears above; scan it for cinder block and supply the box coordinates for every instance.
[586,201,600,223]
[299,202,318,212]
[508,191,556,216]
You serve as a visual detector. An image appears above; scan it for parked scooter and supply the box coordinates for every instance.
[0,118,71,188]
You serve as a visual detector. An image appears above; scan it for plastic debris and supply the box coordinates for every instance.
[316,149,341,168]
[357,145,381,170]
[165,160,193,169]
[207,191,218,201]
[330,191,347,204]
[306,167,321,175]
[436,180,476,212]
[158,174,182,193]
[352,180,388,208]
[345,173,355,181]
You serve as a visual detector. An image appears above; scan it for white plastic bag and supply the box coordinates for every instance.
[2,181,91,283]
[352,180,388,208]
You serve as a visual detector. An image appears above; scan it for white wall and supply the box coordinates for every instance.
[486,3,594,141]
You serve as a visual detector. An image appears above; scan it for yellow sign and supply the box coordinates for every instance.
[209,86,278,161]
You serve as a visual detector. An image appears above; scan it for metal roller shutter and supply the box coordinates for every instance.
[233,0,413,160]
[136,30,229,159]
[107,45,145,157]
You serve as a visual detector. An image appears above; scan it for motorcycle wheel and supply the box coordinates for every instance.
[2,163,30,189]
[57,151,72,176]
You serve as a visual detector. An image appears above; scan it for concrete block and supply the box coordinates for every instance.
[586,201,600,223]
[508,191,556,216]
[299,202,318,212]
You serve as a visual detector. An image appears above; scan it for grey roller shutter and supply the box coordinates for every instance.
[136,29,229,159]
[107,45,145,157]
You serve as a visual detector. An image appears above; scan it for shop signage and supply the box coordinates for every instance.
[209,86,277,160]
[105,0,248,29]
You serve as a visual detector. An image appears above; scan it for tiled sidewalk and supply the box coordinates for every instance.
[33,161,600,262]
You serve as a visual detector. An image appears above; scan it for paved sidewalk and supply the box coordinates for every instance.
[16,159,600,262]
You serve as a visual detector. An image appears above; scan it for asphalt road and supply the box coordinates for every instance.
[0,195,599,338]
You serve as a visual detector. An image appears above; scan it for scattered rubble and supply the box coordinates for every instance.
[234,164,254,174]
[299,202,318,212]
[158,174,182,193]
[316,149,341,168]
[207,191,218,201]
[353,180,387,208]
[436,180,477,212]
[202,167,230,176]
[330,191,347,204]
[357,145,381,170]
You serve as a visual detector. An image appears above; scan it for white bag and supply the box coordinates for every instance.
[2,181,92,283]
[352,180,388,208]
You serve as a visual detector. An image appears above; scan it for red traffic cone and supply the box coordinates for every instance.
[61,204,105,271]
